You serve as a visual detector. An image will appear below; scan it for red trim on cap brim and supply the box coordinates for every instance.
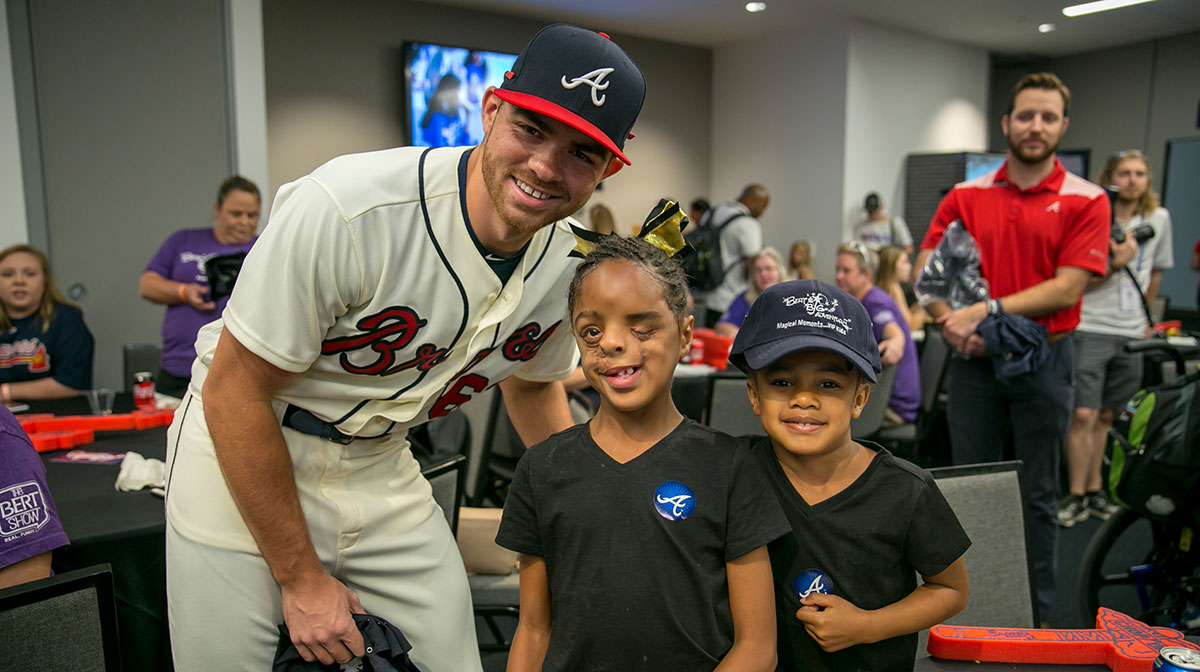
[493,89,631,165]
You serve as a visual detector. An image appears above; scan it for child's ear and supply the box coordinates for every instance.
[678,314,694,361]
[745,378,762,417]
[850,381,871,419]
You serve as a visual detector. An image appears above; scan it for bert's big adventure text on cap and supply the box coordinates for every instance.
[495,24,646,165]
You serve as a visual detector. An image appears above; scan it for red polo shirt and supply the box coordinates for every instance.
[921,159,1110,335]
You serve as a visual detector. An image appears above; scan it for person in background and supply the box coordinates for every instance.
[788,240,814,280]
[876,245,929,334]
[715,246,786,339]
[853,192,913,255]
[140,176,261,398]
[836,242,920,427]
[0,244,93,402]
[0,405,68,589]
[703,184,770,327]
[1059,149,1173,528]
[588,203,616,236]
[689,197,711,228]
[917,73,1110,624]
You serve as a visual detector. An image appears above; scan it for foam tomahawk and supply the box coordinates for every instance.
[928,607,1200,672]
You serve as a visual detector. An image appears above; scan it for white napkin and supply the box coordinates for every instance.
[115,451,166,497]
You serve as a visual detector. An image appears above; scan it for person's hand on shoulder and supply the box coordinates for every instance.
[794,593,872,652]
[280,571,367,665]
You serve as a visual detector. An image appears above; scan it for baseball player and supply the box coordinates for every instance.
[163,24,645,672]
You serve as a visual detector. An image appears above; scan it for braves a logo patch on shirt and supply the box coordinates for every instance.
[792,568,835,600]
[653,480,695,521]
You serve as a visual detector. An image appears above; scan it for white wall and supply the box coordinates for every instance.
[711,21,851,281]
[227,0,272,219]
[0,6,27,247]
[712,19,988,281]
[844,21,988,240]
[262,0,711,234]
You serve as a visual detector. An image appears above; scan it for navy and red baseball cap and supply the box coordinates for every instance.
[495,24,646,165]
[729,280,881,383]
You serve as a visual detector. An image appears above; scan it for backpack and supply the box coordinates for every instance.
[682,212,742,292]
[1105,369,1200,525]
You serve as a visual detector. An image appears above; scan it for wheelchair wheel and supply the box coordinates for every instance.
[1077,508,1200,634]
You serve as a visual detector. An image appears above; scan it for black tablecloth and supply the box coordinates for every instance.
[34,392,172,672]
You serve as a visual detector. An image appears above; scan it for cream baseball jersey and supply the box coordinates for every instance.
[190,146,580,437]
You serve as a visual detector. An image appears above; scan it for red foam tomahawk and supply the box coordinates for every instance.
[928,607,1200,672]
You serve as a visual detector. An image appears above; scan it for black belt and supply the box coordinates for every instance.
[282,404,354,444]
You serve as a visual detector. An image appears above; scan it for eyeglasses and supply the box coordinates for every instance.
[846,240,870,262]
[1108,149,1144,162]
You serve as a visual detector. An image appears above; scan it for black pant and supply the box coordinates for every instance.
[945,335,1074,622]
[155,367,190,399]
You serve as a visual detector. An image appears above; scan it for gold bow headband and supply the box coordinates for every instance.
[568,198,694,260]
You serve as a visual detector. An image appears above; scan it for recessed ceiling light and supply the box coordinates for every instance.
[1038,23,1057,32]
[745,2,767,12]
[1062,0,1156,18]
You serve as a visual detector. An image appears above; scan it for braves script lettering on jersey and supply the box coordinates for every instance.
[188,146,579,439]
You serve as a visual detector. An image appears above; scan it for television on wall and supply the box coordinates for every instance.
[402,41,518,148]
[964,150,1090,182]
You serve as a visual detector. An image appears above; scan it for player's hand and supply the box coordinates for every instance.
[937,302,987,355]
[180,283,216,311]
[1110,236,1139,271]
[795,593,870,652]
[962,333,988,358]
[280,572,367,665]
[878,338,904,367]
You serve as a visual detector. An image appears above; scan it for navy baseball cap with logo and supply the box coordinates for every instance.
[495,24,646,165]
[729,279,882,383]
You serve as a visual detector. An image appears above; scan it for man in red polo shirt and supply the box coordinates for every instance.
[917,72,1109,625]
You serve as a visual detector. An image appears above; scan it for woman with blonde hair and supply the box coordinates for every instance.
[876,245,928,333]
[787,240,814,280]
[0,244,94,401]
[715,246,786,338]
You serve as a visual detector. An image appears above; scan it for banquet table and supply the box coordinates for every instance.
[31,393,173,671]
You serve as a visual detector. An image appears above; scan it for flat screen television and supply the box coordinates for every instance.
[964,150,1090,181]
[403,41,518,148]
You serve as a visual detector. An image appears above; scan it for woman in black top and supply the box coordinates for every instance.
[0,244,94,401]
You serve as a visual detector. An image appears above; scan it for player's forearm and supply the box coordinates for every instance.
[996,270,1090,319]
[6,376,81,400]
[203,329,321,589]
[500,377,574,447]
[139,271,188,305]
[205,384,323,588]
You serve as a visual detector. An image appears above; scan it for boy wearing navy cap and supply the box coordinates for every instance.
[730,279,971,671]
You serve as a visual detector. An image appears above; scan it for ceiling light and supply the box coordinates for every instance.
[745,2,767,12]
[1062,0,1156,18]
[1038,23,1057,32]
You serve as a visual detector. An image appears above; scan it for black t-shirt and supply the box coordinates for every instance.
[750,438,970,672]
[496,420,790,671]
[0,305,94,390]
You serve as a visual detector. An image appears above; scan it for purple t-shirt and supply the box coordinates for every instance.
[718,291,752,329]
[0,406,68,569]
[145,228,256,377]
[861,286,919,422]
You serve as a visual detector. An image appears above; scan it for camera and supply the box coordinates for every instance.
[1106,186,1156,245]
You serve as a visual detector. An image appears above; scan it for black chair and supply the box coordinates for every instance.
[121,344,161,392]
[917,461,1036,657]
[875,325,951,460]
[850,364,897,439]
[0,563,123,671]
[705,371,763,436]
[469,391,526,507]
[423,454,466,535]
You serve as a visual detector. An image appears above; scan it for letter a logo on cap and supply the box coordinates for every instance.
[561,68,615,106]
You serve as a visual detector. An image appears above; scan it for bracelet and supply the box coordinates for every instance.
[986,298,1003,315]
[177,283,188,302]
